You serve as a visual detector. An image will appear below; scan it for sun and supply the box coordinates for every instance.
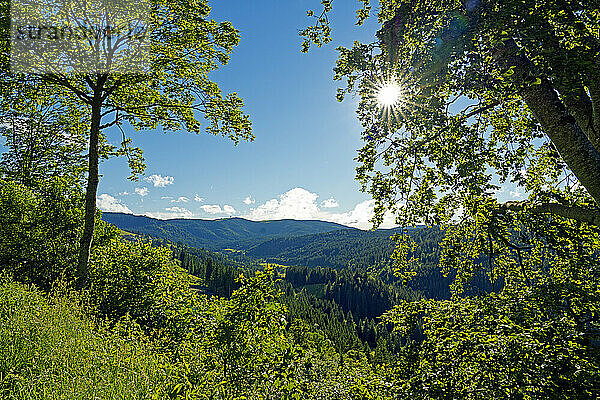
[364,73,424,126]
[377,82,403,107]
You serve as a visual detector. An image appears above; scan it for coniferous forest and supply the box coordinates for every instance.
[1,0,600,399]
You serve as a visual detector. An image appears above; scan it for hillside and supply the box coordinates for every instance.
[101,212,353,250]
[245,226,439,269]
[245,228,399,268]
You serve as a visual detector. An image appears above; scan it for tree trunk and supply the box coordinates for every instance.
[76,91,102,289]
[520,77,600,205]
[495,40,600,206]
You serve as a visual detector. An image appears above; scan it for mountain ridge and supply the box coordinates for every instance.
[102,212,356,226]
[101,212,356,250]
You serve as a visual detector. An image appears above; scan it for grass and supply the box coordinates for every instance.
[0,278,172,399]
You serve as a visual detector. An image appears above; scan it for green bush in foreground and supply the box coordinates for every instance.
[0,277,171,399]
[0,271,396,399]
[0,177,120,291]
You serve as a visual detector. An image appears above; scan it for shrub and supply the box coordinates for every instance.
[0,178,119,290]
[88,238,198,338]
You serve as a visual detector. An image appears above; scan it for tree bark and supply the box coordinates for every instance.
[520,78,600,206]
[534,20,599,151]
[76,80,103,289]
[589,73,600,143]
[495,40,600,206]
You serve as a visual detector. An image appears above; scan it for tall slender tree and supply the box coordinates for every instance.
[1,0,253,287]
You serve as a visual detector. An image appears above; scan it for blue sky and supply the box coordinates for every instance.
[91,1,523,228]
[96,0,397,228]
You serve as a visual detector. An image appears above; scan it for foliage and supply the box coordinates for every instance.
[0,99,87,186]
[0,0,253,162]
[0,277,172,399]
[88,238,197,337]
[302,0,600,237]
[382,282,600,399]
[171,266,402,399]
[0,250,384,399]
[176,267,296,397]
[300,0,600,396]
[0,178,117,290]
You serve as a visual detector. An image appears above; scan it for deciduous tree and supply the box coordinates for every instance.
[303,1,600,396]
[0,0,253,287]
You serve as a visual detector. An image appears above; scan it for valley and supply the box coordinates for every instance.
[104,212,453,355]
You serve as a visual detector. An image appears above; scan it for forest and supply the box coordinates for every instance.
[1,0,600,399]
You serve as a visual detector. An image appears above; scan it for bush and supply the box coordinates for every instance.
[88,238,198,338]
[0,178,119,290]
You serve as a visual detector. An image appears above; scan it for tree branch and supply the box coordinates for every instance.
[41,74,91,104]
[500,200,600,227]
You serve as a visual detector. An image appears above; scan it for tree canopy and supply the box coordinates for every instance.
[301,0,600,397]
[302,0,600,281]
[305,0,600,225]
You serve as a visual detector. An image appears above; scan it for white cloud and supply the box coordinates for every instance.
[321,197,339,208]
[326,200,397,230]
[144,174,174,187]
[171,196,189,203]
[243,195,255,205]
[243,187,396,230]
[510,190,523,198]
[97,194,132,214]
[201,204,223,214]
[246,188,320,220]
[166,206,193,216]
[135,187,149,197]
[145,207,194,219]
[194,194,204,202]
[197,204,236,215]
[118,191,130,196]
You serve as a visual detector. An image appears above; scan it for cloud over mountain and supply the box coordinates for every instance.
[244,187,396,229]
[97,194,132,214]
[321,197,339,208]
[145,206,193,219]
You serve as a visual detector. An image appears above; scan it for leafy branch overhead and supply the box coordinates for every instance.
[301,3,600,395]
[302,0,600,226]
[300,0,372,53]
[301,0,600,277]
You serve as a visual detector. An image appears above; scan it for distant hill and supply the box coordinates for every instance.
[245,228,407,269]
[101,212,353,250]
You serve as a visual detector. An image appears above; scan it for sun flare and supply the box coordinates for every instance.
[377,83,402,107]
[365,72,426,126]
